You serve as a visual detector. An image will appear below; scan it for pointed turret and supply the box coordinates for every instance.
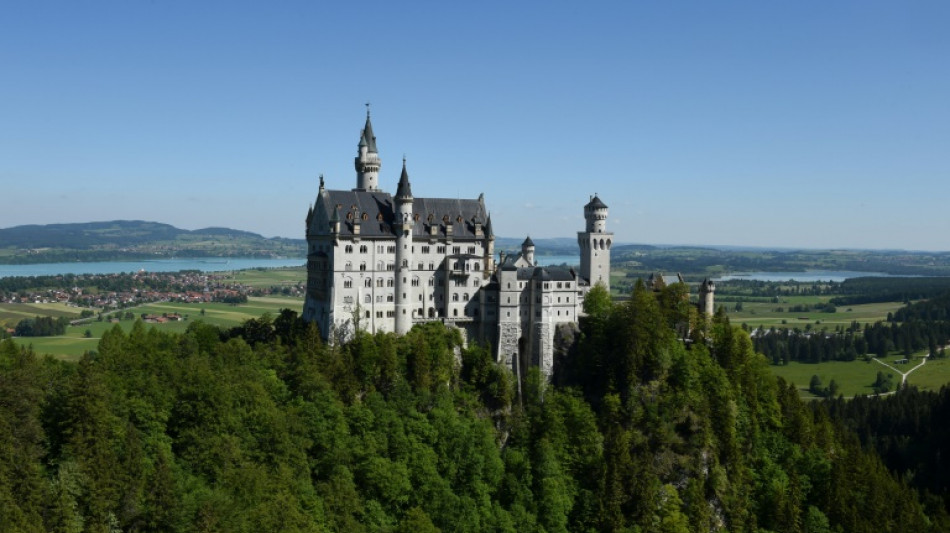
[396,157,413,200]
[394,158,414,335]
[355,106,381,191]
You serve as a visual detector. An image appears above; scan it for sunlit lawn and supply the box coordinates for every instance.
[14,296,303,362]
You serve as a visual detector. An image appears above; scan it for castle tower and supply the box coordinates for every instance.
[354,107,381,191]
[394,158,414,334]
[578,194,612,292]
[699,278,716,317]
[522,236,535,266]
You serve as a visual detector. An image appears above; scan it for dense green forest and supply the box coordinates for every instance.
[1,283,946,532]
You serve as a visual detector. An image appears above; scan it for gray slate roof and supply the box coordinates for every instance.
[317,189,490,240]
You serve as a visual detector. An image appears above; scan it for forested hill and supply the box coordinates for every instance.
[0,220,306,263]
[1,284,946,531]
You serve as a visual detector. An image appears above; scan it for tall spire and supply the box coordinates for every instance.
[355,106,381,191]
[396,156,413,199]
[362,104,378,153]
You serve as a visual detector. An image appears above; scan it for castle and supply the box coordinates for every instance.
[303,110,711,375]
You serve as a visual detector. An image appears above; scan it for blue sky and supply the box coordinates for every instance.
[2,1,948,250]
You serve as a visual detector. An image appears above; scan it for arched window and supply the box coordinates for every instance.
[345,262,352,271]
[387,278,394,287]
[364,294,371,303]
[377,278,384,287]
[453,293,459,302]
[364,278,372,287]
[343,278,353,288]
[359,262,366,271]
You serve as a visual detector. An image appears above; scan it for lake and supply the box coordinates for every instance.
[0,258,306,278]
[0,254,580,278]
[714,270,895,283]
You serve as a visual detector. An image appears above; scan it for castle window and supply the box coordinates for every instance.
[473,263,480,271]
[429,262,435,270]
[418,263,424,270]
[457,215,463,223]
[376,212,383,221]
[387,295,394,302]
[427,214,434,223]
[365,294,371,303]
[377,278,384,287]
[343,296,353,303]
[346,212,353,220]
[362,213,369,221]
[345,262,352,271]
[412,277,420,287]
[474,278,480,287]
[377,261,384,270]
[463,293,469,300]
[360,262,366,271]
[344,279,353,288]
[360,245,368,253]
[414,213,421,222]
[422,246,430,253]
[377,245,384,253]
[387,278,394,287]
[345,245,353,253]
[418,294,423,301]
[437,246,446,254]
[443,215,450,223]
[428,278,435,287]
[468,246,476,254]
[387,263,394,271]
[377,295,383,302]
[453,309,458,317]
[557,282,562,289]
[387,245,395,253]
[453,293,459,302]
[366,310,370,318]
[453,246,460,254]
[364,278,372,287]
[377,311,383,318]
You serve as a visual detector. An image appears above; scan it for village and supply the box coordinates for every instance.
[0,269,303,311]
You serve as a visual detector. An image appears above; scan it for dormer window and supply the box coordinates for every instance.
[377,212,384,221]
[362,213,369,221]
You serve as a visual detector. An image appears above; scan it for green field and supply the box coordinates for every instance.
[770,351,950,399]
[0,302,86,327]
[717,295,903,331]
[14,296,303,362]
[225,266,305,287]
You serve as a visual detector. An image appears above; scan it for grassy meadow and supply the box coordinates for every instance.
[716,295,903,331]
[13,295,303,362]
[225,266,305,287]
[771,350,950,399]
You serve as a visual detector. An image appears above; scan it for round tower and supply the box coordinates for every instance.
[699,278,716,317]
[394,158,414,334]
[578,194,613,292]
[354,107,381,191]
[584,194,608,232]
[522,236,536,266]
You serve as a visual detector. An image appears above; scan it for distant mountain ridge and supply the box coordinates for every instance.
[0,220,306,264]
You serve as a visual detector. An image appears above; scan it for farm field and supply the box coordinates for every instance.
[717,295,903,331]
[770,351,950,399]
[14,295,303,362]
[225,266,305,288]
[0,302,86,327]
